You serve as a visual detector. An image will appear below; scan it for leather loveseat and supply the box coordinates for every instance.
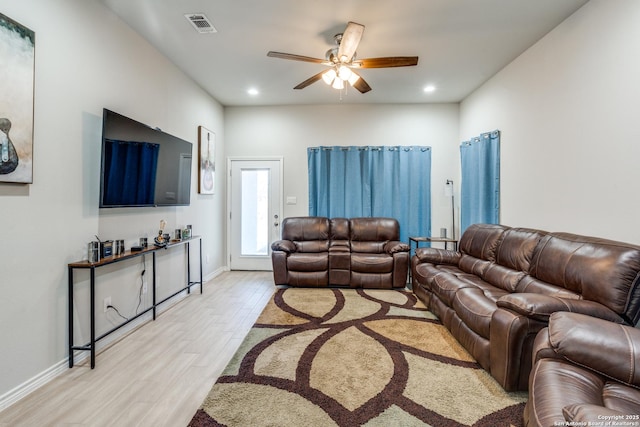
[411,223,640,391]
[271,216,410,288]
[525,312,640,426]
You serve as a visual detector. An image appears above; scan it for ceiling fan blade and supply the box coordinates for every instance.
[354,56,419,68]
[352,73,372,94]
[293,70,326,90]
[337,21,364,63]
[267,51,326,64]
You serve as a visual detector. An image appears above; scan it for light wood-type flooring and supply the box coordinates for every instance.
[0,271,275,427]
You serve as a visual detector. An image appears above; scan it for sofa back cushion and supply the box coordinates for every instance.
[482,228,547,291]
[330,218,350,251]
[457,224,508,276]
[459,224,509,261]
[281,217,330,253]
[350,217,399,253]
[528,232,640,323]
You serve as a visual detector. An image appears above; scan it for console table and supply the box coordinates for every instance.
[68,236,202,369]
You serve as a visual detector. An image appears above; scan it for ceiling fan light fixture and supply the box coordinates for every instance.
[322,69,337,85]
[338,65,352,81]
[332,77,344,90]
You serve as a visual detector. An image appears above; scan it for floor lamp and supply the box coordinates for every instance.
[445,180,455,240]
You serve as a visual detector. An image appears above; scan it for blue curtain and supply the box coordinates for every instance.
[460,131,500,234]
[308,146,431,243]
[103,139,159,206]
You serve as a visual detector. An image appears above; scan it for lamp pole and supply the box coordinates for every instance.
[446,180,455,240]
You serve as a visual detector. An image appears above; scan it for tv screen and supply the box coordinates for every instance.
[99,109,192,208]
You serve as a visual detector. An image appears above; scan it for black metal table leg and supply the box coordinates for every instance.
[68,266,74,368]
[90,267,95,369]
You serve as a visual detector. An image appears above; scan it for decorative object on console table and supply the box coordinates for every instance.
[88,241,100,263]
[198,126,215,194]
[0,13,35,183]
[154,219,168,247]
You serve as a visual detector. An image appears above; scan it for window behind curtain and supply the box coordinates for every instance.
[460,131,500,234]
[308,145,431,243]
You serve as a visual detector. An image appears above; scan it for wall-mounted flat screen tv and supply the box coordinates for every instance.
[99,109,192,208]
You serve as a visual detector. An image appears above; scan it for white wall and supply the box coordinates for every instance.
[0,0,225,404]
[224,103,460,237]
[460,0,640,243]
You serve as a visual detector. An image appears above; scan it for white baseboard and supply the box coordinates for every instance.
[0,266,228,413]
[0,358,68,412]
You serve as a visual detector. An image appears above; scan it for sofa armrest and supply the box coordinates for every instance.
[384,240,410,254]
[547,312,640,386]
[271,240,296,253]
[496,293,624,323]
[414,248,461,265]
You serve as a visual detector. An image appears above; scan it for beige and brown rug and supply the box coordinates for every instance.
[189,288,527,427]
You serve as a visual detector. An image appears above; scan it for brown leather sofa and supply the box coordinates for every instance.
[271,217,410,288]
[411,223,640,391]
[525,312,640,426]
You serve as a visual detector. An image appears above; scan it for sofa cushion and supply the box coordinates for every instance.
[528,359,605,427]
[281,216,330,253]
[453,287,500,339]
[515,276,583,299]
[431,273,480,306]
[547,312,640,385]
[481,263,526,293]
[351,253,394,273]
[458,223,508,261]
[481,227,546,291]
[282,216,329,241]
[458,254,493,277]
[287,253,328,272]
[529,232,640,324]
[602,383,640,414]
[350,217,400,253]
[329,218,350,251]
[415,263,464,284]
[494,228,546,273]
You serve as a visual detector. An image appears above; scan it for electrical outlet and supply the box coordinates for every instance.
[142,280,148,294]
[103,297,111,313]
[206,254,210,264]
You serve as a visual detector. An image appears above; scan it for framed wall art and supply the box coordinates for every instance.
[198,125,215,194]
[0,13,35,184]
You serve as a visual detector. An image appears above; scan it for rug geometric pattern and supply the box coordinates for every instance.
[189,288,527,426]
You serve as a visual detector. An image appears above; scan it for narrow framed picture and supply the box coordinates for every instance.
[198,126,215,194]
[0,13,35,184]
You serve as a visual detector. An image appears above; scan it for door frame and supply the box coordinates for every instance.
[226,156,284,269]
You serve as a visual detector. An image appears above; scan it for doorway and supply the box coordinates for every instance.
[228,158,283,270]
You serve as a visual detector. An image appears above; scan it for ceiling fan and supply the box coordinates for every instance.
[267,21,418,94]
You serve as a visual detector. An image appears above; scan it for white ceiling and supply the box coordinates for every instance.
[101,0,589,107]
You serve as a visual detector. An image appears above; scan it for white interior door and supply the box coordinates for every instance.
[228,158,282,270]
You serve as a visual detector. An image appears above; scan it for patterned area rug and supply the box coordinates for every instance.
[189,288,527,427]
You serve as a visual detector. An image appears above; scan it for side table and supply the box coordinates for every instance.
[409,236,458,253]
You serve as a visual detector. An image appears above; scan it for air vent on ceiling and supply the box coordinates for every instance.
[184,13,217,34]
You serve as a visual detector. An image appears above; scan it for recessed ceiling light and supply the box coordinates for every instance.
[423,85,436,93]
[248,88,259,96]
